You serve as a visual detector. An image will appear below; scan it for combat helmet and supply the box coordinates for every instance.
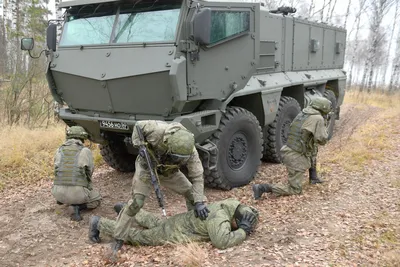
[310,97,332,115]
[166,129,195,160]
[66,126,89,140]
[234,204,259,228]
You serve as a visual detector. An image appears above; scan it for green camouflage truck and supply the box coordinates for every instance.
[21,0,346,190]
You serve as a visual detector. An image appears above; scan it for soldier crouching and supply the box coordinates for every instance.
[51,126,102,221]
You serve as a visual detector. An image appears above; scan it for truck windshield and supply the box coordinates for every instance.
[59,4,181,46]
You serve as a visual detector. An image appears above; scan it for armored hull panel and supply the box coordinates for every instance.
[256,11,346,74]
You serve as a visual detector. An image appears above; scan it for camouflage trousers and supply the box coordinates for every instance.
[269,167,304,196]
[113,160,195,241]
[99,209,205,246]
[51,184,102,209]
[269,146,311,197]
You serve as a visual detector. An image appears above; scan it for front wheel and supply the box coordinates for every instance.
[100,135,136,172]
[202,107,263,190]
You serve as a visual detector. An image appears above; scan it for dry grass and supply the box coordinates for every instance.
[0,124,104,192]
[173,242,208,267]
[326,91,400,171]
[345,90,400,109]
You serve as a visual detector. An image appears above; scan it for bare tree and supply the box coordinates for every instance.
[360,0,393,92]
[380,0,399,87]
[343,0,352,28]
[389,26,400,92]
[347,0,368,89]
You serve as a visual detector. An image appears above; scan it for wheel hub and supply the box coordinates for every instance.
[228,132,248,170]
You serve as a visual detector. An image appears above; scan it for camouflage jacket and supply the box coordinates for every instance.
[132,120,205,203]
[54,139,94,182]
[128,198,248,249]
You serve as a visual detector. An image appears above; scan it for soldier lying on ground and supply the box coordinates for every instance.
[113,120,209,247]
[88,198,258,250]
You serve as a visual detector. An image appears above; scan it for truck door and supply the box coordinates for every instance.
[186,2,260,100]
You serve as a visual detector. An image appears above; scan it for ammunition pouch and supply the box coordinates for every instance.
[157,164,180,176]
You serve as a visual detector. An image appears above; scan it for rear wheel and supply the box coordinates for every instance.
[202,107,263,190]
[100,135,136,172]
[324,89,337,140]
[262,96,301,163]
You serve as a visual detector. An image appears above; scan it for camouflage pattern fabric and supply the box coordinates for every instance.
[113,120,206,241]
[51,139,102,207]
[100,199,250,249]
[269,106,328,196]
[131,120,206,203]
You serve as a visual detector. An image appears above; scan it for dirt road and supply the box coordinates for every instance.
[0,103,399,267]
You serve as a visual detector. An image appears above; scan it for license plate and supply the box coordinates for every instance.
[99,120,130,130]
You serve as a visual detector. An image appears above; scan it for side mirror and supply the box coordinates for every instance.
[192,8,212,45]
[46,24,57,52]
[21,38,34,51]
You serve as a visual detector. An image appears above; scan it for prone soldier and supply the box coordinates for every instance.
[113,121,209,249]
[89,198,258,250]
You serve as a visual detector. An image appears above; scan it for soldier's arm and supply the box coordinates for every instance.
[79,147,94,180]
[206,212,247,249]
[54,148,62,176]
[313,116,329,145]
[186,149,207,203]
[131,120,162,147]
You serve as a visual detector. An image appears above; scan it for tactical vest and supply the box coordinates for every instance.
[54,142,88,187]
[286,113,312,154]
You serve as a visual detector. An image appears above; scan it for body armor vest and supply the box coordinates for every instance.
[286,113,312,154]
[54,142,88,187]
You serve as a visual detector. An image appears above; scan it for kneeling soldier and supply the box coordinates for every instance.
[51,126,102,221]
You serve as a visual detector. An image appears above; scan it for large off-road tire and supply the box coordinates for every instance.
[262,96,301,163]
[99,137,136,172]
[202,107,263,190]
[324,89,337,140]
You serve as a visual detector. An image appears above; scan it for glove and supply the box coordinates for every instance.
[194,202,210,220]
[238,212,256,235]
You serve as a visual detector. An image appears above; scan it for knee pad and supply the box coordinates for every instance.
[127,194,145,216]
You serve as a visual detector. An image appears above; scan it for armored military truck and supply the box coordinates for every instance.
[21,0,346,190]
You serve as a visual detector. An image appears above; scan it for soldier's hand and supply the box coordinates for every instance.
[238,212,256,235]
[194,202,210,220]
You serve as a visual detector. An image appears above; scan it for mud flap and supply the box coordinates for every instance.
[196,139,218,170]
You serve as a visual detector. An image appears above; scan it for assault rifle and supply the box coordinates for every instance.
[110,124,167,262]
[136,124,167,217]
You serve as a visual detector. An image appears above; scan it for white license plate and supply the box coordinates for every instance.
[99,120,129,130]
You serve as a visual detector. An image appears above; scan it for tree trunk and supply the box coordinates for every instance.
[344,0,352,28]
[380,0,399,88]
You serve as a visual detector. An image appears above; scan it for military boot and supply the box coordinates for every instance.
[113,202,126,215]
[252,184,272,200]
[309,167,324,184]
[88,216,101,243]
[71,204,88,221]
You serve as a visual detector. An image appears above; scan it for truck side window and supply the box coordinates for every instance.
[210,11,250,44]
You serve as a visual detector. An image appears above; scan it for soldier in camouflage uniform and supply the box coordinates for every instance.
[253,97,332,199]
[113,120,209,244]
[51,126,102,221]
[89,198,258,250]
